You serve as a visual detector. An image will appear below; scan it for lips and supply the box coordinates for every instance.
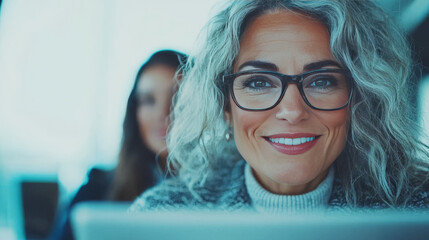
[264,133,320,155]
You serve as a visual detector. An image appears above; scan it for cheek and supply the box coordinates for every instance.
[315,108,349,158]
[230,103,269,150]
[137,107,152,139]
[232,109,253,135]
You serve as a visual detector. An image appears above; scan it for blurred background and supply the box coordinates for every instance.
[0,0,427,239]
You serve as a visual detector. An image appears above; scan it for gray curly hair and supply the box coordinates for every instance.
[167,0,429,206]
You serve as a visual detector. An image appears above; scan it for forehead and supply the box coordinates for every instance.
[235,10,332,70]
[136,65,176,93]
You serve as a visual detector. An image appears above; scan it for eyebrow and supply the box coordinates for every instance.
[303,60,341,71]
[237,59,341,72]
[237,60,278,71]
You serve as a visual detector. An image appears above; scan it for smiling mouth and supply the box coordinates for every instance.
[267,136,318,146]
[263,135,321,155]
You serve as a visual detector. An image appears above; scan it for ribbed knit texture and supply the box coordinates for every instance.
[245,163,334,215]
[130,159,429,213]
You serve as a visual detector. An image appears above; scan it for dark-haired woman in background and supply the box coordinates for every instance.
[51,50,187,240]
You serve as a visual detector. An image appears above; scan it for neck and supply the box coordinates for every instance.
[252,168,329,195]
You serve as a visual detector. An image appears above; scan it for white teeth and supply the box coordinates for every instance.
[285,138,293,145]
[268,137,316,146]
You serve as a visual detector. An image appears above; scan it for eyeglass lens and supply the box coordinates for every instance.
[232,71,350,110]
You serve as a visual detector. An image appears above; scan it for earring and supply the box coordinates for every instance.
[225,127,233,141]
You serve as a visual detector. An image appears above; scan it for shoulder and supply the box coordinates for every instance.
[87,168,114,183]
[83,168,114,191]
[407,186,429,208]
[329,177,429,210]
[128,177,198,212]
[129,160,251,212]
[71,168,114,204]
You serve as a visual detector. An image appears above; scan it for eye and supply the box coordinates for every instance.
[137,95,155,106]
[305,75,338,90]
[232,72,281,96]
[310,79,333,88]
[247,79,272,88]
[242,75,276,90]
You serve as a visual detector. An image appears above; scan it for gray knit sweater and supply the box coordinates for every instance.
[129,160,429,212]
[244,163,334,214]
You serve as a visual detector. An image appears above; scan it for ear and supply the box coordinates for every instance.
[224,111,233,126]
[223,91,233,126]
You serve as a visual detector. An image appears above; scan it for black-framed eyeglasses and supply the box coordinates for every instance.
[223,68,354,111]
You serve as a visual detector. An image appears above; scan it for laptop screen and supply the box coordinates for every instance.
[71,202,429,240]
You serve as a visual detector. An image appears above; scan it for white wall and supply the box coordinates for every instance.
[0,0,224,183]
[0,0,224,234]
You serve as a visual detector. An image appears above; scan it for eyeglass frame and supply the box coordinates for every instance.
[222,68,354,111]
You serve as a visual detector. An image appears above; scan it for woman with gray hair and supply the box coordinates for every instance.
[130,0,429,213]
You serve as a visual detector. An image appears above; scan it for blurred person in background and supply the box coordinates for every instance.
[51,49,187,240]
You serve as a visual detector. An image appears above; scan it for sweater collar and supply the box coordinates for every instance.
[244,163,335,215]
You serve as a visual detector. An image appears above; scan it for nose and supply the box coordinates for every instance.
[275,85,310,124]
